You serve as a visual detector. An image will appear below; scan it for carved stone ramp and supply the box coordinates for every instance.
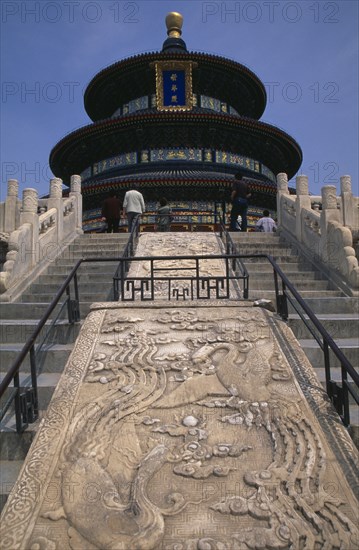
[1,301,358,550]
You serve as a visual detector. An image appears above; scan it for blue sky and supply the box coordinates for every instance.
[1,0,358,199]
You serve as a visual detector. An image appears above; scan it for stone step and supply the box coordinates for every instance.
[68,240,128,249]
[0,430,35,460]
[309,368,359,414]
[0,320,80,344]
[233,246,295,256]
[297,297,359,315]
[248,271,324,283]
[298,338,359,369]
[247,290,344,300]
[0,373,61,409]
[66,244,128,253]
[239,255,305,264]
[0,343,73,372]
[24,281,114,296]
[57,250,125,260]
[315,365,359,383]
[0,460,24,512]
[313,368,359,415]
[288,314,359,339]
[0,301,93,319]
[248,279,331,291]
[76,234,129,242]
[229,231,280,243]
[243,262,314,273]
[21,292,114,303]
[46,261,118,274]
[36,271,118,285]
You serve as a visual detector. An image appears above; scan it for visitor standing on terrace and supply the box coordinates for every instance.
[123,184,146,232]
[230,172,251,232]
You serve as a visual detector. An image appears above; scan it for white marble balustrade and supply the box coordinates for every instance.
[277,173,359,290]
[0,176,82,298]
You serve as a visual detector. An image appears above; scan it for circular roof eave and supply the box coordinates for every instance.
[82,172,278,196]
[50,112,302,182]
[83,51,267,120]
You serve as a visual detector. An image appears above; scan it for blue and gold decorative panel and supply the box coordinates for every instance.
[141,150,150,163]
[200,95,221,112]
[228,153,245,166]
[111,93,240,118]
[163,70,186,106]
[151,148,202,162]
[215,151,228,164]
[204,149,212,162]
[153,60,195,111]
[261,164,276,181]
[93,152,137,175]
[245,158,254,170]
[87,148,276,183]
[80,166,92,180]
[128,96,149,114]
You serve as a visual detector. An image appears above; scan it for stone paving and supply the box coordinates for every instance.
[1,234,358,550]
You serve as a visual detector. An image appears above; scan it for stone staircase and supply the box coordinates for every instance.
[230,231,358,434]
[0,233,129,510]
[1,231,358,511]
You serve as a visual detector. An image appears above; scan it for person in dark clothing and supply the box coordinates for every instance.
[156,197,172,232]
[101,192,122,233]
[230,172,251,231]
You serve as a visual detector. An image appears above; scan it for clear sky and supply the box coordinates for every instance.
[1,0,358,200]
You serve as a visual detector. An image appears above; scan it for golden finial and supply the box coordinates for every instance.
[165,12,183,38]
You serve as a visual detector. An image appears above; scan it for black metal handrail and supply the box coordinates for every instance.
[264,253,359,423]
[113,253,249,301]
[220,233,359,427]
[218,219,249,297]
[1,221,357,433]
[0,220,141,433]
[114,214,140,282]
[0,264,81,432]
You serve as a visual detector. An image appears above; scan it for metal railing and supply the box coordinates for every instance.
[0,221,141,433]
[220,227,359,428]
[1,219,357,433]
[0,267,80,432]
[113,253,249,301]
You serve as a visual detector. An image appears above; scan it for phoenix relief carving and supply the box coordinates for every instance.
[40,310,358,550]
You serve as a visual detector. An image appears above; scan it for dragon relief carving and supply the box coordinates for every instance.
[39,310,358,550]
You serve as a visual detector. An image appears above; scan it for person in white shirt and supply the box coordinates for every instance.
[122,184,145,232]
[255,209,277,232]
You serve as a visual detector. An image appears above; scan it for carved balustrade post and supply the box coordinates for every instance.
[70,175,83,233]
[20,188,39,267]
[48,177,64,244]
[276,172,289,227]
[320,185,340,263]
[340,175,354,228]
[4,179,20,233]
[295,175,311,242]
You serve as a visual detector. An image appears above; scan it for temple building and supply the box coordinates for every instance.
[49,12,302,232]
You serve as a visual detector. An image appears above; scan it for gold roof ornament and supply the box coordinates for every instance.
[165,12,183,38]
